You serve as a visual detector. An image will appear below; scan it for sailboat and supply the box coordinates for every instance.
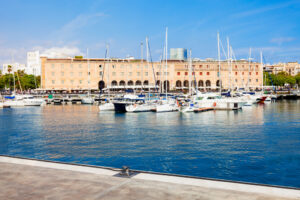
[126,37,156,113]
[4,61,25,107]
[99,45,115,111]
[156,28,179,113]
[180,50,197,112]
[82,49,94,104]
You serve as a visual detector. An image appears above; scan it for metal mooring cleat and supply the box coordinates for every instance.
[121,166,131,176]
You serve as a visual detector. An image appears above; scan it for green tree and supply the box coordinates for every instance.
[295,73,300,86]
[7,65,12,74]
[0,70,41,91]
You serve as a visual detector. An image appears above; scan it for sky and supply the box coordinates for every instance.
[0,0,300,66]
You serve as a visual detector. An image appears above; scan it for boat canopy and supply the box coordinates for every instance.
[4,96,15,99]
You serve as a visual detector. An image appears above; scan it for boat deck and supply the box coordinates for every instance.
[0,156,299,200]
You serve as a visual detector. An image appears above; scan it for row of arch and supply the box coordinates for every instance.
[111,80,149,86]
[98,80,220,89]
[175,80,220,87]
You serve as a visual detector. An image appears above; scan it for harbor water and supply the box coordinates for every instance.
[0,101,299,188]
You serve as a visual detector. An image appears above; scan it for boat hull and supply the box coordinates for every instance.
[126,104,153,112]
[99,103,115,111]
[23,99,45,106]
[113,102,131,113]
[81,98,94,104]
[156,104,179,112]
[4,100,25,107]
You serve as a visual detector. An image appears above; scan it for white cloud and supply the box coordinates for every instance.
[54,12,106,39]
[40,46,83,58]
[270,37,296,45]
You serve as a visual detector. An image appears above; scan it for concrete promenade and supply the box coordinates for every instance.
[0,156,299,200]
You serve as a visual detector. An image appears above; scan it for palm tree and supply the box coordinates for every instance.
[7,65,12,74]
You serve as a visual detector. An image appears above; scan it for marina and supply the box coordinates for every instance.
[1,1,300,198]
[0,100,299,188]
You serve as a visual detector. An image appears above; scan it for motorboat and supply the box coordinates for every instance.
[99,99,115,111]
[4,99,25,107]
[99,102,114,111]
[125,101,155,112]
[113,94,145,113]
[81,97,94,104]
[180,102,196,112]
[53,99,63,105]
[193,93,246,110]
[156,99,179,112]
[22,95,45,106]
[3,95,25,107]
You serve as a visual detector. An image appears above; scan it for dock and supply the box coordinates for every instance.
[194,107,214,113]
[0,156,299,200]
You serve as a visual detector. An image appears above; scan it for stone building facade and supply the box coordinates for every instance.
[41,57,263,92]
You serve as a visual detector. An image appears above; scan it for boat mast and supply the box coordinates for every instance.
[260,50,264,92]
[106,44,110,97]
[146,36,150,99]
[227,37,231,91]
[247,48,252,91]
[141,41,144,92]
[188,49,192,96]
[165,27,168,99]
[11,54,16,94]
[217,32,221,94]
[146,38,157,94]
[87,48,90,96]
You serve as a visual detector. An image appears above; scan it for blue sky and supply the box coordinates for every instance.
[0,0,300,65]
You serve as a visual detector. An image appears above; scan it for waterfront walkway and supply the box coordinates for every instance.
[0,156,299,200]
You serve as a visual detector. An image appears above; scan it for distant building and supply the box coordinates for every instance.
[40,56,263,91]
[2,63,26,75]
[27,51,41,75]
[265,62,300,76]
[170,48,187,60]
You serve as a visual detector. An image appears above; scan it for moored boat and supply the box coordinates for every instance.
[193,93,246,110]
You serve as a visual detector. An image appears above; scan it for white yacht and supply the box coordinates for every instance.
[4,99,25,107]
[113,94,145,112]
[192,93,246,110]
[22,95,45,106]
[82,96,94,104]
[180,102,196,112]
[99,100,115,111]
[156,99,179,112]
[125,101,155,112]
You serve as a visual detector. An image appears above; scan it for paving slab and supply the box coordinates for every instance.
[0,156,299,200]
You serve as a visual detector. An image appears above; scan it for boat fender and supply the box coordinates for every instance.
[213,102,217,107]
[134,104,137,108]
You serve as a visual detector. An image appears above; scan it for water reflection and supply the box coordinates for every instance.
[0,101,299,187]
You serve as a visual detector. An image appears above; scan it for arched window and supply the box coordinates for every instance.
[143,80,149,85]
[135,80,142,85]
[183,80,189,87]
[176,80,182,87]
[119,80,125,86]
[198,80,203,87]
[205,80,211,87]
[163,80,170,91]
[98,81,105,89]
[128,80,134,86]
[216,80,220,87]
[111,80,118,86]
